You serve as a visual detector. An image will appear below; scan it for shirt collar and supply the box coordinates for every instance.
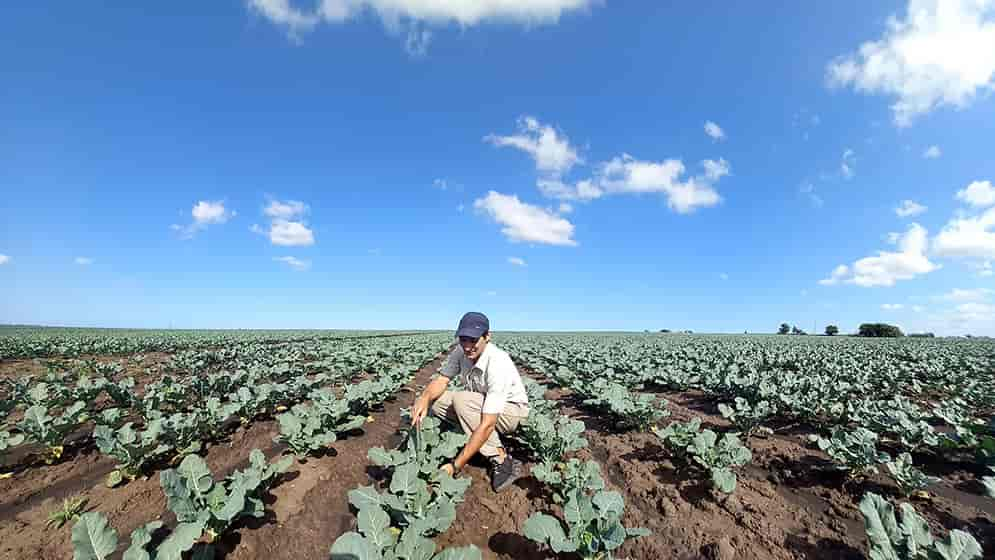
[468,341,493,371]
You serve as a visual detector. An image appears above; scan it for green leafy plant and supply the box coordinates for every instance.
[71,511,164,560]
[718,397,775,438]
[654,418,703,460]
[812,427,890,478]
[331,415,475,558]
[859,492,982,560]
[94,421,171,487]
[275,394,366,457]
[884,453,939,497]
[517,413,587,465]
[47,495,90,529]
[687,430,752,493]
[524,489,649,560]
[18,402,89,464]
[579,380,669,431]
[533,458,604,504]
[158,449,291,558]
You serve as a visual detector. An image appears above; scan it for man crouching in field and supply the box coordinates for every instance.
[410,312,530,492]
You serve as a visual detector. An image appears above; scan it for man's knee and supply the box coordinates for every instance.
[450,391,482,419]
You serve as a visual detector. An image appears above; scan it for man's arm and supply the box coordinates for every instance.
[451,413,498,471]
[410,375,450,426]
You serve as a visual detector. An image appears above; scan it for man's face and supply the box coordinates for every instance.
[459,333,489,361]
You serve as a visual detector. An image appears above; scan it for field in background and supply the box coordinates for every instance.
[1,328,993,559]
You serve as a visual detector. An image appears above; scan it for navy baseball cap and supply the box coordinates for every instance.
[456,312,489,339]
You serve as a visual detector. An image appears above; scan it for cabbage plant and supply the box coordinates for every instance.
[94,420,171,487]
[884,453,939,497]
[524,489,649,560]
[859,492,982,560]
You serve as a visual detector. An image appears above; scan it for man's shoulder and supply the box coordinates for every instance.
[485,344,517,371]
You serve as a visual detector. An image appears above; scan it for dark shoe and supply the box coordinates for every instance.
[490,456,523,492]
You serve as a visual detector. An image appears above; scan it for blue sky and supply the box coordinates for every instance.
[2,1,995,334]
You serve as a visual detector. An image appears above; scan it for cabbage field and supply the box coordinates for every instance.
[1,328,993,560]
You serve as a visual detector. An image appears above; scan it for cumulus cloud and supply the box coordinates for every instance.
[895,199,927,217]
[274,256,311,271]
[259,198,315,247]
[826,0,995,126]
[171,200,235,239]
[264,199,308,220]
[474,191,576,246]
[74,257,94,266]
[932,206,995,259]
[485,116,582,177]
[270,220,315,246]
[922,145,942,159]
[0,254,9,265]
[955,180,995,207]
[704,121,725,141]
[820,223,938,286]
[881,303,905,310]
[596,154,724,213]
[507,256,527,266]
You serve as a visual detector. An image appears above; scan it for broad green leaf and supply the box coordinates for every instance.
[523,513,574,553]
[176,455,214,497]
[154,519,205,560]
[389,463,419,495]
[431,546,482,560]
[122,521,164,560]
[932,530,983,560]
[711,468,737,494]
[858,493,900,560]
[394,532,436,560]
[71,512,118,560]
[330,531,383,560]
[357,506,393,550]
[349,486,384,511]
[592,491,624,518]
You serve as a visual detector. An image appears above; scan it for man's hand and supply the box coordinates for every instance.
[411,398,429,427]
[440,463,455,477]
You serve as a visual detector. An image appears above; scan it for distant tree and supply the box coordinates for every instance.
[659,329,671,333]
[857,323,904,338]
[778,323,791,335]
[791,325,807,335]
[825,325,839,336]
[908,332,935,338]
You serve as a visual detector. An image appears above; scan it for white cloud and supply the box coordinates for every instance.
[886,231,902,244]
[474,191,576,246]
[820,223,938,286]
[820,264,850,286]
[954,301,995,321]
[939,287,992,302]
[74,257,94,266]
[704,121,725,141]
[274,256,311,271]
[507,256,527,266]
[171,200,234,239]
[270,220,315,246]
[264,199,308,220]
[912,305,925,312]
[433,178,449,190]
[932,206,995,259]
[922,145,942,159]
[0,254,9,265]
[719,272,729,281]
[955,180,995,207]
[841,148,856,179]
[826,0,995,126]
[457,203,465,213]
[485,290,498,297]
[536,178,603,201]
[404,26,432,57]
[895,199,927,217]
[485,116,582,176]
[597,154,723,213]
[882,303,905,310]
[248,0,320,35]
[558,202,574,214]
[259,198,315,246]
[972,260,994,276]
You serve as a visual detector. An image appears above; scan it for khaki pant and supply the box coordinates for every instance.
[430,391,529,458]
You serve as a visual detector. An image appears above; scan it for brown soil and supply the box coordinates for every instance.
[3,355,994,560]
